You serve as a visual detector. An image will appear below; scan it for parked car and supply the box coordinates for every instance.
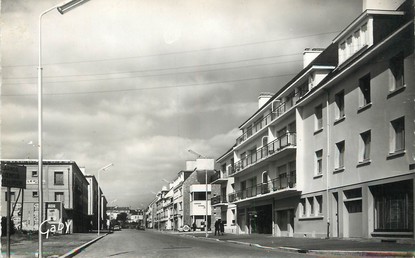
[137,225,145,230]
[113,225,121,231]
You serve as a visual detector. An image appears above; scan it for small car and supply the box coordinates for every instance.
[113,225,121,231]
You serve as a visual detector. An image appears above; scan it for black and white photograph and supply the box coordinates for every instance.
[1,0,414,257]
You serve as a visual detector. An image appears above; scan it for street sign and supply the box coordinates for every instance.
[1,163,27,189]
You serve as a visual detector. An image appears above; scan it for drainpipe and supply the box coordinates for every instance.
[325,89,331,239]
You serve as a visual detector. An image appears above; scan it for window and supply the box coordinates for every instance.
[33,191,39,198]
[297,82,308,99]
[346,36,353,56]
[315,105,323,131]
[308,197,314,216]
[309,73,316,88]
[286,91,295,109]
[5,192,15,202]
[316,195,323,214]
[262,171,268,184]
[359,74,371,107]
[339,42,346,63]
[390,117,405,153]
[336,141,345,169]
[371,181,413,232]
[289,161,296,182]
[360,130,371,162]
[389,52,404,91]
[353,30,360,52]
[361,23,368,46]
[300,199,306,217]
[335,91,345,120]
[193,192,207,201]
[315,150,323,175]
[55,192,64,202]
[54,171,64,185]
[32,171,38,177]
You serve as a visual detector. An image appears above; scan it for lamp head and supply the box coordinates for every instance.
[57,0,90,15]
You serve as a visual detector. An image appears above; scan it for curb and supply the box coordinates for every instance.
[199,237,415,257]
[307,250,415,257]
[58,234,107,258]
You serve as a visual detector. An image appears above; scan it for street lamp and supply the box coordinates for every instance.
[98,163,113,235]
[38,1,90,257]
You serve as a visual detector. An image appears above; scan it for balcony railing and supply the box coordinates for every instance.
[211,170,228,182]
[228,173,296,203]
[237,113,273,145]
[232,132,296,174]
[211,195,228,205]
[236,88,307,146]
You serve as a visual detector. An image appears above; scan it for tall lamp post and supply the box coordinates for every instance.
[38,1,90,257]
[98,163,113,235]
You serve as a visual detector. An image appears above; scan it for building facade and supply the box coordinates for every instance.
[1,159,90,233]
[149,160,220,231]
[217,0,414,240]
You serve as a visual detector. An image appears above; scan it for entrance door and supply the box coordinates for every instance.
[276,209,294,237]
[346,200,363,238]
[333,192,339,237]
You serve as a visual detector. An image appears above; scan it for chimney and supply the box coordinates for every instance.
[303,48,324,68]
[362,0,404,11]
[258,92,273,109]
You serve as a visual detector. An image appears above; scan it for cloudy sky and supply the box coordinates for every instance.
[1,0,362,208]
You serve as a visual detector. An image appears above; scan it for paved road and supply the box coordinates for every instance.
[75,229,312,258]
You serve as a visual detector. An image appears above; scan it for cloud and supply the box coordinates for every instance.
[1,0,363,207]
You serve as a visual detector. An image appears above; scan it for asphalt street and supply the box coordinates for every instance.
[74,229,313,258]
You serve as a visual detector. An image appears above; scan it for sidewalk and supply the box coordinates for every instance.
[173,231,415,257]
[1,232,107,258]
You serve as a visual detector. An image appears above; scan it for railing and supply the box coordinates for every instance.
[228,174,296,202]
[233,132,296,174]
[236,88,308,146]
[211,195,228,205]
[211,170,228,182]
[237,113,274,144]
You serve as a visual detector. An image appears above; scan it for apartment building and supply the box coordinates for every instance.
[213,148,238,234]
[217,0,414,240]
[149,160,220,231]
[1,159,90,233]
[85,175,98,230]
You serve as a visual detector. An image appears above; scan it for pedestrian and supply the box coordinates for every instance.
[220,220,224,236]
[214,219,220,236]
[192,222,196,231]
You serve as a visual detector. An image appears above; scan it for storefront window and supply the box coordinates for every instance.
[371,181,413,232]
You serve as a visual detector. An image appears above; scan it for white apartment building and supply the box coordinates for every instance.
[213,148,238,234]
[217,0,414,240]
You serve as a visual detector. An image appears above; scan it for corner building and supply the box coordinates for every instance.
[217,0,414,240]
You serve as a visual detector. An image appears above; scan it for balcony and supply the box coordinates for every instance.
[211,195,228,206]
[211,170,229,183]
[236,113,273,145]
[236,89,306,147]
[232,132,296,175]
[228,173,296,203]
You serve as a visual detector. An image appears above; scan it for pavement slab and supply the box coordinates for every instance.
[1,233,104,258]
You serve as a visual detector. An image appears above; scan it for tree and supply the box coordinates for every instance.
[116,212,128,224]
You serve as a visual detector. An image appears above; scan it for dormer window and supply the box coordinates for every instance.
[308,73,315,88]
[338,20,372,64]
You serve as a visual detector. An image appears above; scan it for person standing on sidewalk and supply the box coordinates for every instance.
[219,220,224,236]
[214,219,220,236]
